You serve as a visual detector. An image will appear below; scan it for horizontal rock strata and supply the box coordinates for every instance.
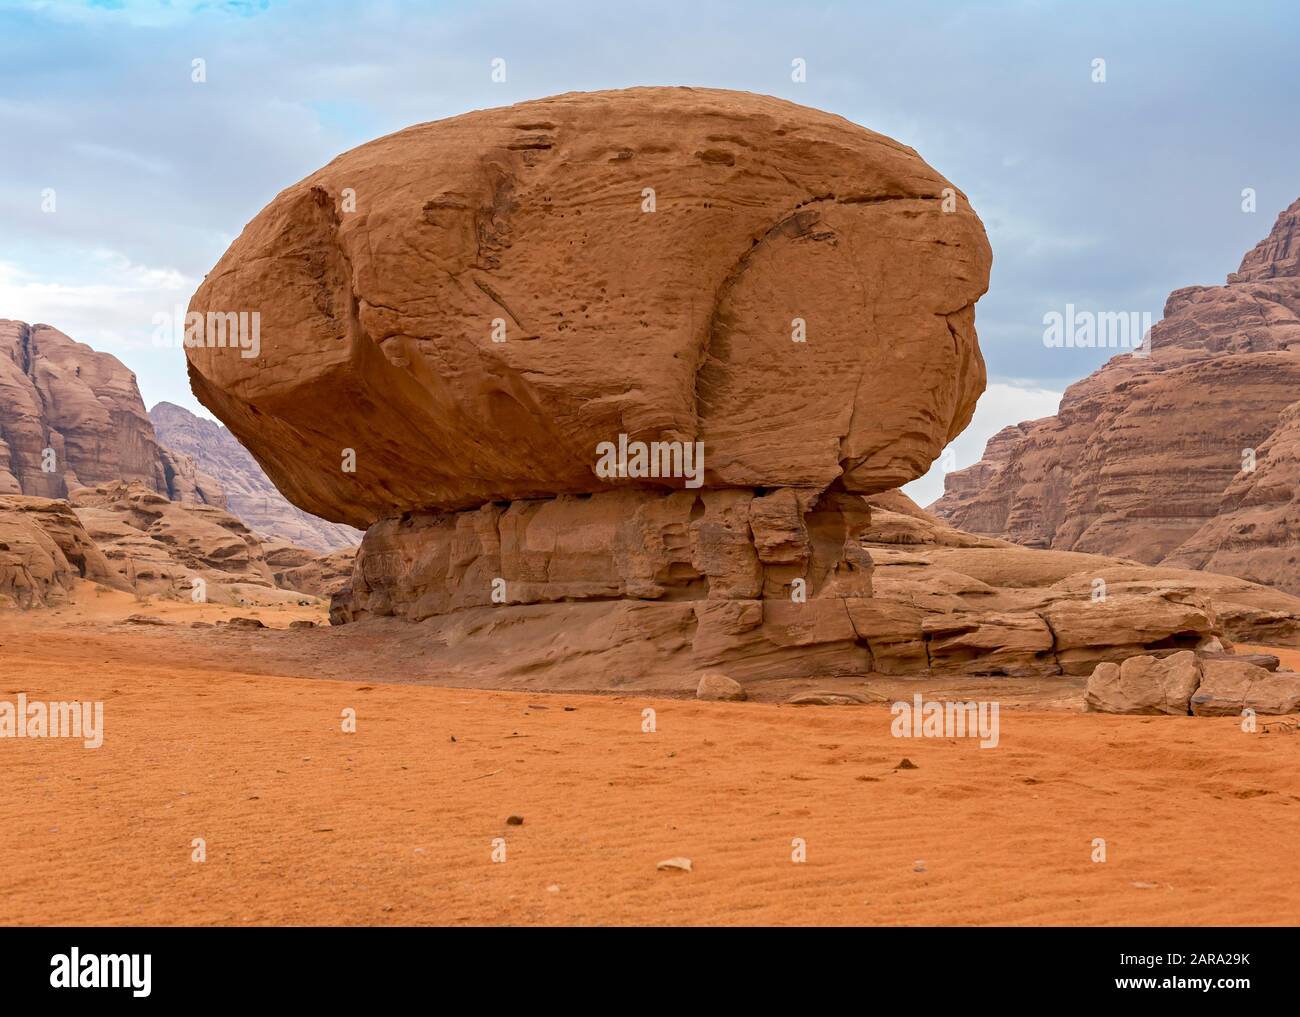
[932,197,1300,592]
[327,490,1300,684]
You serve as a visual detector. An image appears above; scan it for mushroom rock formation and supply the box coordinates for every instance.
[185,88,1004,681]
[193,86,1295,686]
[187,89,1300,686]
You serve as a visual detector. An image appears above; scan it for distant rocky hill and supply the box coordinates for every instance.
[0,320,223,507]
[931,197,1300,596]
[1,318,356,553]
[0,480,330,609]
[150,401,360,552]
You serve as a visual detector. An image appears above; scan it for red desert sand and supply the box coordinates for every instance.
[2,590,1297,927]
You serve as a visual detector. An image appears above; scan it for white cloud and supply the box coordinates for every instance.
[0,251,195,354]
[70,141,171,176]
[902,381,1063,510]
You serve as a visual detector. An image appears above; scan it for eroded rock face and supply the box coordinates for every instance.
[1087,652,1300,717]
[269,543,356,599]
[0,496,128,607]
[323,490,1300,685]
[186,87,991,527]
[69,481,295,603]
[0,321,223,506]
[343,487,871,621]
[0,482,345,609]
[1163,398,1300,595]
[931,197,1300,587]
[1083,652,1202,715]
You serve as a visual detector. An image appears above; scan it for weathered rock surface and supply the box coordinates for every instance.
[931,198,1300,592]
[696,673,747,701]
[150,401,360,552]
[1087,652,1300,716]
[269,543,356,599]
[1190,660,1300,717]
[0,320,222,506]
[186,87,991,528]
[0,495,128,607]
[1083,651,1201,715]
[0,482,334,608]
[1162,397,1300,594]
[69,481,308,604]
[323,490,1300,687]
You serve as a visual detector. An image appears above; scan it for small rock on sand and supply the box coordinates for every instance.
[696,673,747,701]
[657,857,693,873]
[787,691,871,706]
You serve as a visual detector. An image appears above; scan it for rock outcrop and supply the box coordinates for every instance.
[0,495,128,607]
[69,481,315,605]
[0,482,335,608]
[266,542,356,599]
[0,320,223,506]
[1087,652,1300,717]
[150,401,360,552]
[931,198,1300,593]
[1083,652,1203,715]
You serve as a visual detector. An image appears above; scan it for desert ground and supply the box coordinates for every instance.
[2,584,1297,926]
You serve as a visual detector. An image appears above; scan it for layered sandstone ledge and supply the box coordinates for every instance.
[338,487,871,618]
[327,489,1300,684]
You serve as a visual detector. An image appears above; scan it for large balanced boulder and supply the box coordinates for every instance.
[186,87,991,527]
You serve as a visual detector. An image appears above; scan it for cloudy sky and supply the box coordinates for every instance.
[2,0,1297,505]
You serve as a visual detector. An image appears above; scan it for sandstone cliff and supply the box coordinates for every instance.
[932,197,1300,593]
[0,320,224,507]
